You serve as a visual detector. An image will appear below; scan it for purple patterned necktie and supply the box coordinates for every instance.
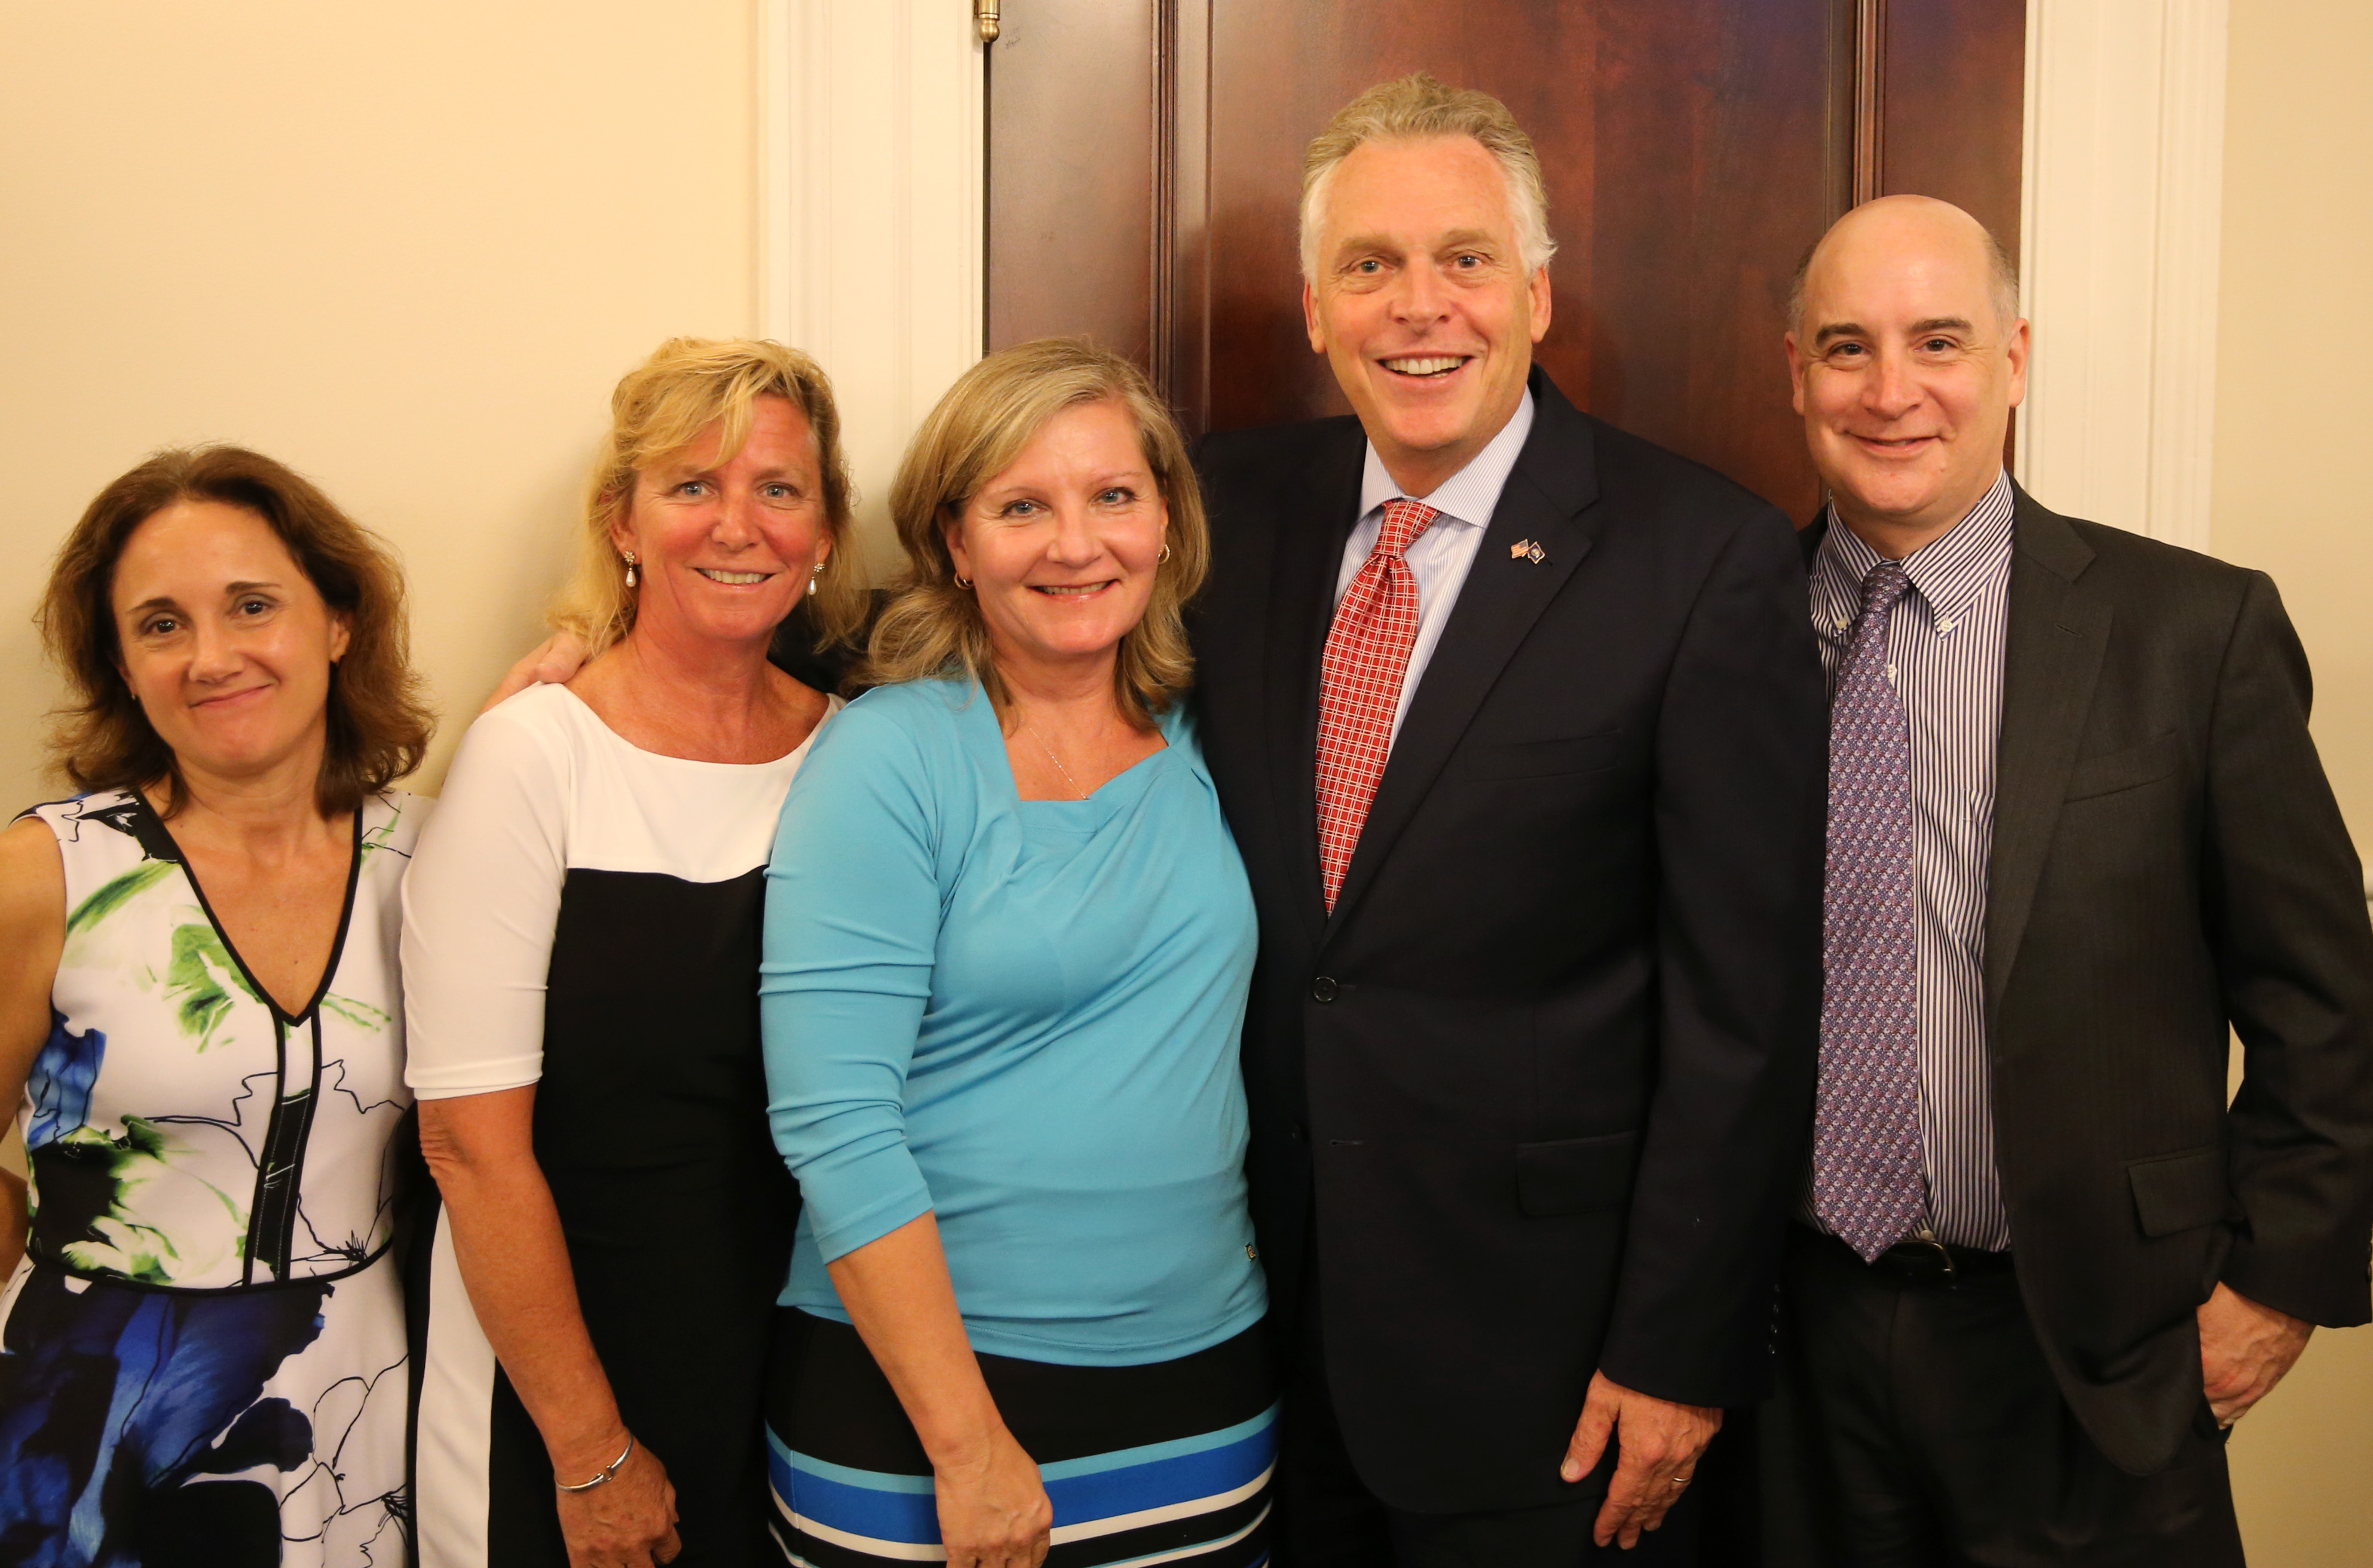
[1812,558,1925,1261]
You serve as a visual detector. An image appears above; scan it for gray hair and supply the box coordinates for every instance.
[1299,74,1557,283]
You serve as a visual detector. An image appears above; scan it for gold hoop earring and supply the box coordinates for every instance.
[1158,543,1172,564]
[623,550,639,589]
[953,575,972,589]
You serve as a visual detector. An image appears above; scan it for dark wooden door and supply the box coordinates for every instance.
[987,0,2024,522]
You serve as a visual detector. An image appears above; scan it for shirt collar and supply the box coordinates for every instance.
[1814,470,2016,627]
[1357,389,1537,531]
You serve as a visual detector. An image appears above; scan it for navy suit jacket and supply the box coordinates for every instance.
[1187,369,1829,1511]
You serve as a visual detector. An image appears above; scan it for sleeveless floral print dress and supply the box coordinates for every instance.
[0,788,427,1566]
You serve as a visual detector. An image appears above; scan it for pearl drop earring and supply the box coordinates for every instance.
[623,550,639,588]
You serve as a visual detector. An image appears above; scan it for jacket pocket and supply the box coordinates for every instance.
[2127,1146,2234,1238]
[1455,730,1625,781]
[1516,1129,1643,1217]
[2065,732,2180,801]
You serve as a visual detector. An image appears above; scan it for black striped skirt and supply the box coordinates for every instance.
[765,1309,1273,1567]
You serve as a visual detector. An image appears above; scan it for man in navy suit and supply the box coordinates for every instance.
[1187,74,1829,1566]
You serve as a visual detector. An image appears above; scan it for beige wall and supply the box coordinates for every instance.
[0,1,762,813]
[2217,1,2373,854]
[2213,3,2373,1563]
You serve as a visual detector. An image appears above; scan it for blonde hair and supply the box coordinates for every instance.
[1299,72,1557,282]
[865,338,1208,730]
[551,336,865,659]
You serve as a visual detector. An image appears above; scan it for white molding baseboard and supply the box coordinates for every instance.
[2017,0,2230,552]
[762,0,986,571]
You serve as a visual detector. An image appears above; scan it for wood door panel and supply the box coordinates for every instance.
[987,0,1158,362]
[986,0,2025,523]
[1881,0,2026,260]
[1578,2,1843,522]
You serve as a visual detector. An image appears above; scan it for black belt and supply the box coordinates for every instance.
[1805,1225,2014,1286]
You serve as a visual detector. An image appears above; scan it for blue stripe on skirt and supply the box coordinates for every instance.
[768,1401,1275,1566]
[766,1310,1274,1567]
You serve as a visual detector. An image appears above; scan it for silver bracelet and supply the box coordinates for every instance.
[556,1433,635,1493]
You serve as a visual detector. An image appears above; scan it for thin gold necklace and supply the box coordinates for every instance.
[1025,725,1091,800]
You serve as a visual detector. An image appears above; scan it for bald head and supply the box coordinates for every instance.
[1789,195,2019,339]
[1784,195,2030,556]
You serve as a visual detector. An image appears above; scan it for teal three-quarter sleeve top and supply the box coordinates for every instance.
[758,678,1267,1366]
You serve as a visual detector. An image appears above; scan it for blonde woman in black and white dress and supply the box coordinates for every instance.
[402,339,863,1568]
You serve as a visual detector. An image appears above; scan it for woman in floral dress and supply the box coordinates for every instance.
[0,445,434,1565]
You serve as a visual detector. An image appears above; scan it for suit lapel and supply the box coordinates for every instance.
[1985,490,2110,1010]
[1264,420,1368,945]
[1322,374,1603,940]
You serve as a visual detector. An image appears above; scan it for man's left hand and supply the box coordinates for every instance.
[1561,1371,1722,1549]
[483,630,591,715]
[2199,1281,2313,1428]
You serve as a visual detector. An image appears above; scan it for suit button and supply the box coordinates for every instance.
[1291,1122,1308,1143]
[1310,975,1339,1003]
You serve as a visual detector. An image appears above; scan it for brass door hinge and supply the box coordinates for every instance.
[976,0,1001,43]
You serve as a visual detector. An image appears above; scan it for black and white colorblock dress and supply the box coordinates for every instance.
[400,683,835,1568]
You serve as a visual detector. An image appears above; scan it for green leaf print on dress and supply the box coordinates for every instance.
[166,921,264,1048]
[359,803,407,859]
[63,859,176,938]
[5,787,419,1567]
[321,993,391,1032]
[32,1116,245,1284]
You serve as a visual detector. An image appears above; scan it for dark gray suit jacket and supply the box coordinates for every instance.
[1817,486,2373,1475]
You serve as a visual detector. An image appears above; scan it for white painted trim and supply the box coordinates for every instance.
[2017,0,2230,551]
[762,0,987,569]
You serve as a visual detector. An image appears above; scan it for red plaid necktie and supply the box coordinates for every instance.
[1315,498,1439,909]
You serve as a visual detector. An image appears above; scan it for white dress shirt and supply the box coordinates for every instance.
[1333,390,1537,747]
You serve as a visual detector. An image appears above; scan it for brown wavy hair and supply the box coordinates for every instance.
[38,446,434,817]
[865,338,1208,728]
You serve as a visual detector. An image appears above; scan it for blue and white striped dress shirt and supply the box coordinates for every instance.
[1809,471,2017,1252]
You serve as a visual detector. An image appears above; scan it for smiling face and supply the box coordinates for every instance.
[1303,134,1551,498]
[1787,196,2029,554]
[613,394,832,654]
[944,397,1168,682]
[111,500,351,785]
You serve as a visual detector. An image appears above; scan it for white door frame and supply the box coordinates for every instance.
[762,0,986,568]
[2017,0,2231,550]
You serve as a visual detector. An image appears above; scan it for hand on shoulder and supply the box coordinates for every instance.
[482,630,592,716]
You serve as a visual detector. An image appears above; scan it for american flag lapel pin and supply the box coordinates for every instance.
[1509,538,1547,565]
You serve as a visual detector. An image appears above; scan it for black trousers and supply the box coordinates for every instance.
[1271,1288,1704,1567]
[1760,1226,2245,1568]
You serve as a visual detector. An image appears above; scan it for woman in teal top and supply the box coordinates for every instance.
[758,341,1272,1568]
[764,678,1263,1361]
